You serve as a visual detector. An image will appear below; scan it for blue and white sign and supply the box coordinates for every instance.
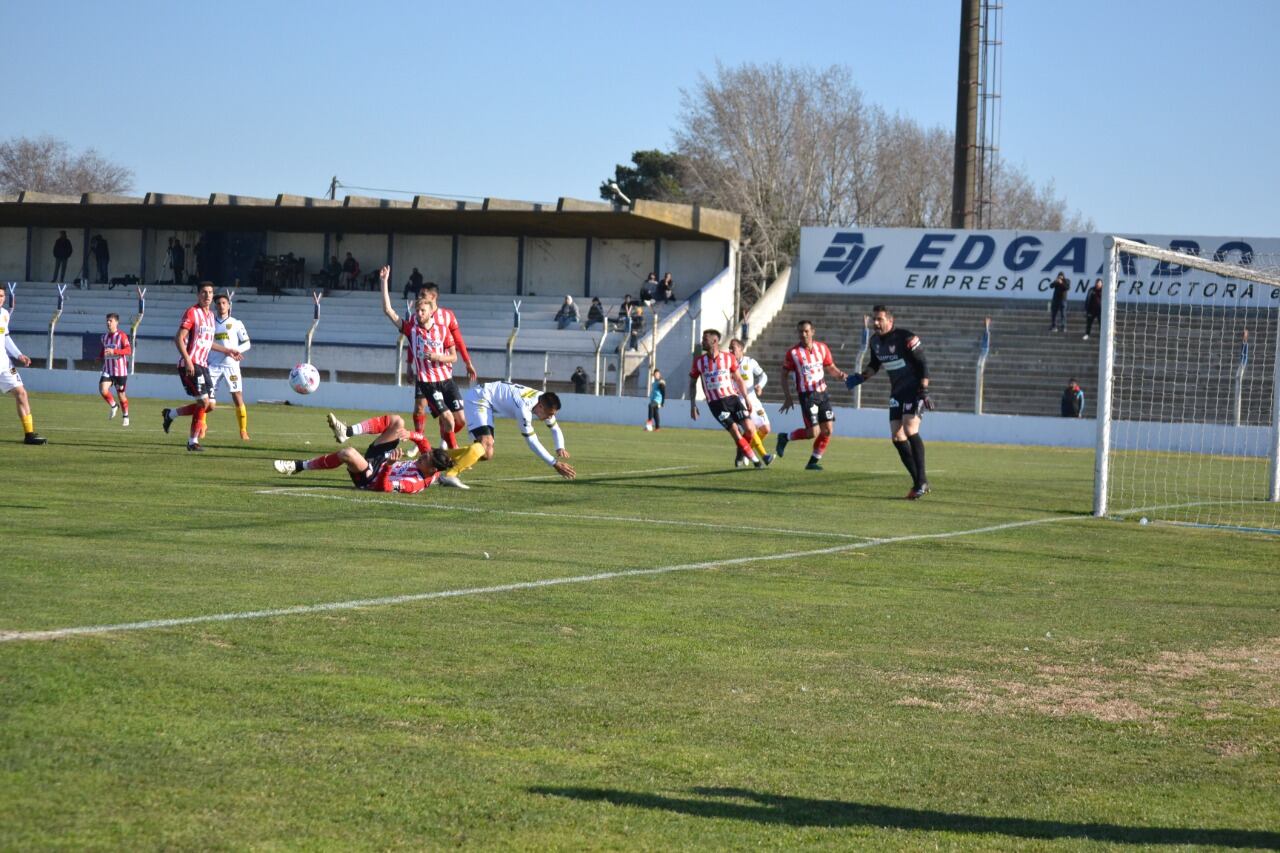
[800,227,1280,306]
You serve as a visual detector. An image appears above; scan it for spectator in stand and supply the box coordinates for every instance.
[640,272,659,306]
[554,295,580,329]
[1049,272,1070,332]
[171,237,186,286]
[52,230,73,283]
[92,235,111,287]
[659,272,675,303]
[340,252,360,289]
[193,236,207,280]
[164,237,175,284]
[1061,378,1085,418]
[571,366,589,394]
[403,267,424,301]
[628,305,646,350]
[1083,278,1103,340]
[585,296,606,330]
[615,294,636,327]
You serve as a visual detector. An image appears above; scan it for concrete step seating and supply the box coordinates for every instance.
[746,294,1276,421]
[6,284,640,357]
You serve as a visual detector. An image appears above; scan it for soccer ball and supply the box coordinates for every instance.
[289,363,321,395]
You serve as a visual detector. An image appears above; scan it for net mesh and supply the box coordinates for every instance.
[1104,246,1279,532]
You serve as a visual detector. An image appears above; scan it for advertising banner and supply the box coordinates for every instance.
[799,227,1280,306]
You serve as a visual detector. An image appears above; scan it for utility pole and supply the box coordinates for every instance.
[327,176,339,201]
[951,0,980,229]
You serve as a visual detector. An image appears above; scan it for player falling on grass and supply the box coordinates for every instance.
[689,329,772,469]
[383,267,477,449]
[0,286,46,444]
[845,304,933,499]
[209,293,252,440]
[98,312,132,427]
[727,338,769,467]
[274,413,455,494]
[162,281,240,451]
[777,320,847,470]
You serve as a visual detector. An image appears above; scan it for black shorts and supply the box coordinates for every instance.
[889,387,927,422]
[100,373,127,391]
[707,396,750,430]
[178,364,212,398]
[470,425,495,440]
[799,390,834,428]
[349,440,399,488]
[415,379,464,416]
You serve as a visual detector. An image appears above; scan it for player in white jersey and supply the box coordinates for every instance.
[728,338,769,466]
[0,287,47,444]
[435,381,575,487]
[208,293,253,439]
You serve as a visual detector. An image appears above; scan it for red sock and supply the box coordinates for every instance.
[357,415,390,435]
[789,427,810,441]
[304,452,343,470]
[120,399,129,416]
[441,424,458,449]
[413,413,426,433]
[190,409,207,441]
[813,434,830,458]
[735,435,756,461]
[409,431,433,453]
[101,388,115,406]
[175,403,202,417]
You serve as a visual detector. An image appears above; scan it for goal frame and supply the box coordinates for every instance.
[1093,236,1280,517]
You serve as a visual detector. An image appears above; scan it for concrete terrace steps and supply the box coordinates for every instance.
[744,293,1276,421]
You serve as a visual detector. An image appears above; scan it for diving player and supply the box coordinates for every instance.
[273,413,454,494]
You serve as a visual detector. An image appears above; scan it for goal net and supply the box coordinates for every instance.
[1094,237,1280,533]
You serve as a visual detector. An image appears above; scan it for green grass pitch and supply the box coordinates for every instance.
[2,393,1277,849]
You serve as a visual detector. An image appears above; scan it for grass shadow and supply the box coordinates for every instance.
[530,786,1280,848]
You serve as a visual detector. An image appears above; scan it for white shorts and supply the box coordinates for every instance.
[745,394,769,431]
[0,367,23,394]
[463,386,493,433]
[209,362,242,398]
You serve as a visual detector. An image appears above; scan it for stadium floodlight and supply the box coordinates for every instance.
[606,181,631,206]
[1094,236,1280,532]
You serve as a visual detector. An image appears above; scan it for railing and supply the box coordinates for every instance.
[303,292,322,364]
[46,285,66,369]
[505,299,521,382]
[974,317,992,415]
[850,315,871,408]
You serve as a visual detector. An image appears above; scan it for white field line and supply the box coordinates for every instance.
[253,487,875,541]
[0,515,1083,644]
[480,464,695,482]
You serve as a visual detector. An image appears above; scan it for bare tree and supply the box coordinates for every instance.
[674,62,1090,300]
[0,134,134,196]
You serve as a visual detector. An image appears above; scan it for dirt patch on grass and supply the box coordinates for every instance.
[889,637,1280,724]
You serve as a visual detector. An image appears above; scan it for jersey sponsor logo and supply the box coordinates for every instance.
[814,232,884,286]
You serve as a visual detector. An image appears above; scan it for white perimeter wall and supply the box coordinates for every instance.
[662,240,726,300]
[457,236,518,293]
[526,237,585,297]
[393,235,453,288]
[591,239,651,299]
[0,227,27,279]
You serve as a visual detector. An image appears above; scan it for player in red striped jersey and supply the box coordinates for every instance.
[161,281,241,451]
[777,320,848,471]
[379,266,473,449]
[99,313,132,427]
[689,329,772,468]
[273,413,454,494]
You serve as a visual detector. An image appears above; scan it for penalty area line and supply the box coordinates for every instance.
[0,515,1083,644]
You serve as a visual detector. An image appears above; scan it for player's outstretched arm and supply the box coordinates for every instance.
[553,460,576,479]
[378,265,401,327]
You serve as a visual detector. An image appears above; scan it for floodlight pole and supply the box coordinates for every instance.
[1093,237,1121,517]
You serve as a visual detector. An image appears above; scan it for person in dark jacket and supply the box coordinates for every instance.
[92,235,111,286]
[52,230,73,282]
[571,366,589,394]
[1049,272,1070,332]
[1083,278,1103,339]
[1061,378,1085,418]
[171,238,186,286]
[585,297,606,330]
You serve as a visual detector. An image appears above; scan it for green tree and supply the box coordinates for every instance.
[599,150,688,204]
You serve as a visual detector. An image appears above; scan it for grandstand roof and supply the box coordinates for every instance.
[0,191,740,243]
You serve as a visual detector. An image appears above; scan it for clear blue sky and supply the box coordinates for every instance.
[3,0,1276,237]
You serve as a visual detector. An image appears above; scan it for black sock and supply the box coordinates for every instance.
[907,434,926,486]
[893,439,917,484]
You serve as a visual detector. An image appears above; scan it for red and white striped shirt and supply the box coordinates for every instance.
[783,341,834,394]
[177,305,215,367]
[433,306,471,375]
[372,460,437,494]
[100,330,132,377]
[690,350,742,401]
[401,317,456,383]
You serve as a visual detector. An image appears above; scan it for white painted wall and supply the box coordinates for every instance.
[525,237,586,297]
[662,240,726,300]
[591,239,652,298]
[0,228,26,279]
[392,234,453,289]
[265,232,325,273]
[457,236,517,293]
[332,233,390,280]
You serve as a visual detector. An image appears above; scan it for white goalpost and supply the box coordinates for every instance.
[1094,236,1280,532]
